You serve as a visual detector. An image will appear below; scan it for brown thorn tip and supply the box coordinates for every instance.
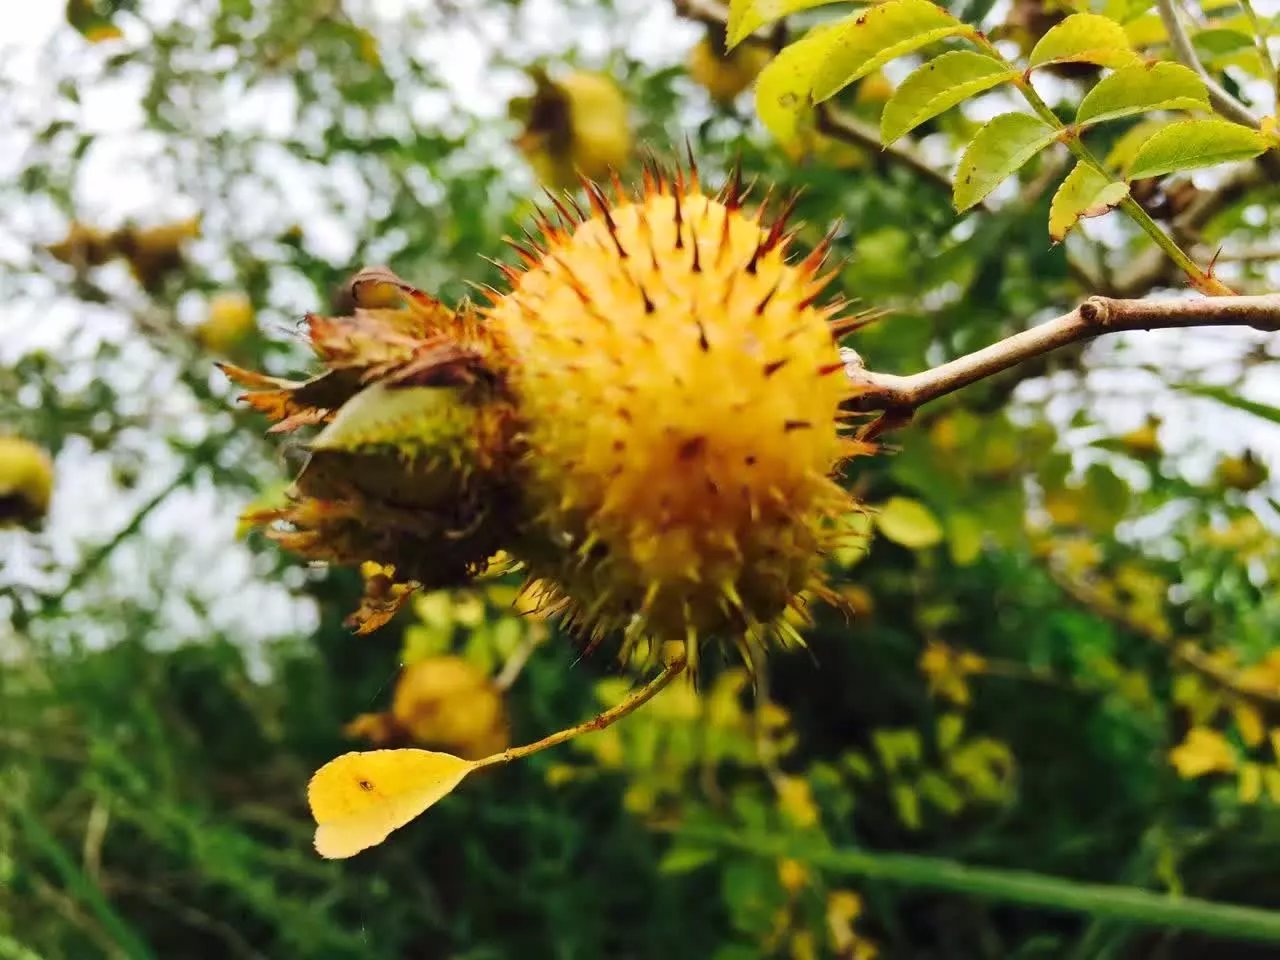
[541,187,579,228]
[723,160,746,210]
[672,188,684,249]
[684,138,700,191]
[763,194,800,253]
[585,180,627,259]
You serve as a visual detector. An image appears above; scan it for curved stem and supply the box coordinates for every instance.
[674,826,1280,945]
[474,648,688,768]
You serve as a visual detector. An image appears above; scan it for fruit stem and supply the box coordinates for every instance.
[474,646,689,768]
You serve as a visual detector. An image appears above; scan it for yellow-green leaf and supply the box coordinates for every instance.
[1048,162,1130,241]
[881,51,1015,145]
[1076,62,1210,126]
[1028,13,1141,70]
[810,0,968,103]
[953,112,1059,212]
[1168,727,1237,779]
[1126,117,1271,180]
[727,0,851,49]
[875,496,944,549]
[754,23,844,146]
[945,511,985,566]
[1105,116,1173,171]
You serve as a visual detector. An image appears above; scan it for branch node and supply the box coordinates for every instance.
[839,345,865,372]
[1079,297,1111,326]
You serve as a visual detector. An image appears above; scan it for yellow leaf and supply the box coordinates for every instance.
[727,0,852,49]
[1048,162,1129,241]
[754,23,844,148]
[778,857,811,894]
[777,775,821,828]
[308,749,476,858]
[1027,13,1140,70]
[1168,727,1237,780]
[811,0,968,102]
[84,23,124,43]
[1239,762,1263,804]
[1234,703,1265,748]
[874,496,943,549]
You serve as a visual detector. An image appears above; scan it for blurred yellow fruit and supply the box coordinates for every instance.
[46,222,116,268]
[1119,417,1161,459]
[114,216,201,292]
[0,437,54,529]
[777,857,810,894]
[197,292,256,355]
[854,70,893,105]
[782,126,867,170]
[687,34,771,105]
[1169,726,1237,779]
[516,70,632,190]
[83,24,123,43]
[777,775,820,828]
[390,656,509,760]
[1215,451,1267,492]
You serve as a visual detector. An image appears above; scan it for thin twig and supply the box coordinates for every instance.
[1238,0,1278,104]
[42,458,203,610]
[1107,165,1268,296]
[1155,0,1260,128]
[843,293,1280,418]
[1047,565,1280,713]
[814,103,961,199]
[475,647,687,768]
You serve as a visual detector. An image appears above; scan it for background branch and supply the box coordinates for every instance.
[1155,0,1260,128]
[844,293,1280,417]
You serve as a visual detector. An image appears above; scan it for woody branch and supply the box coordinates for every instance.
[843,294,1280,415]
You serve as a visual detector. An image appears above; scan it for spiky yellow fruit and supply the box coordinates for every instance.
[343,656,509,759]
[516,71,632,190]
[391,657,509,760]
[484,169,868,661]
[230,168,874,663]
[687,35,771,105]
[0,436,54,528]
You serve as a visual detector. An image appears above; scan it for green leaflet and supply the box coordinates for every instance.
[1028,12,1141,69]
[809,0,969,103]
[953,113,1059,212]
[1127,117,1271,180]
[1076,62,1210,126]
[726,0,852,49]
[881,51,1015,145]
[1048,162,1129,241]
[754,22,844,146]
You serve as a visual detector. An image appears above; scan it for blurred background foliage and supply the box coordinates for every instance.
[2,0,1280,957]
